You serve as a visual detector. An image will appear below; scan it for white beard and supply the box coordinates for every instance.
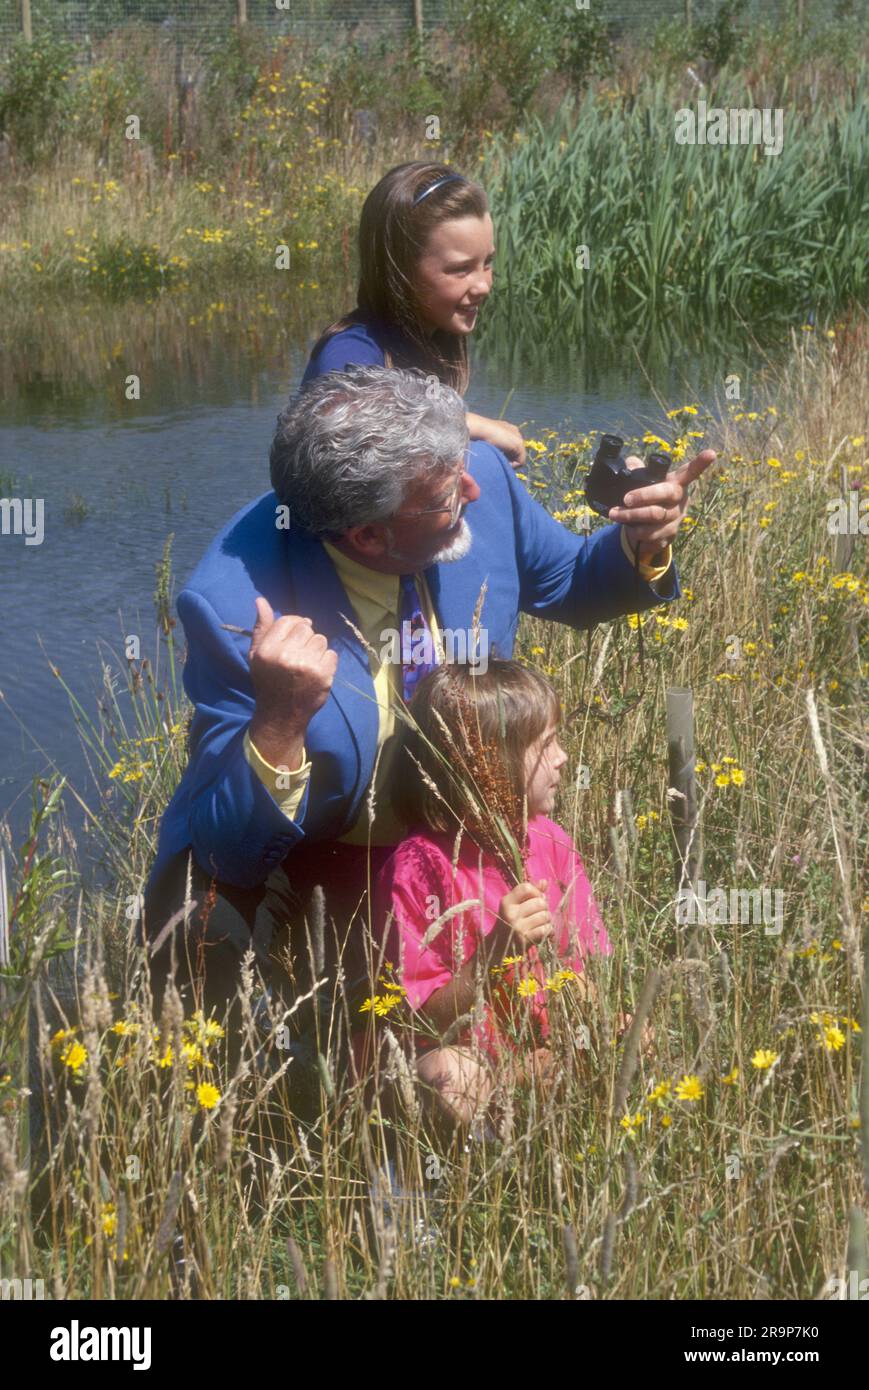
[384,517,473,567]
[431,517,473,564]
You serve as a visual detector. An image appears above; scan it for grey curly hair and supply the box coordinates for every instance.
[269,364,469,538]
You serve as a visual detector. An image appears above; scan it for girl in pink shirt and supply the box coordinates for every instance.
[371,660,613,1131]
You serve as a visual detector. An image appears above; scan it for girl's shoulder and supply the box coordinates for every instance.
[303,318,388,383]
[526,816,582,869]
[525,811,592,878]
[385,828,449,859]
[377,831,455,890]
[377,828,497,896]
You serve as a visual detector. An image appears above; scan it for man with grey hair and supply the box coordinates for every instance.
[144,364,713,1035]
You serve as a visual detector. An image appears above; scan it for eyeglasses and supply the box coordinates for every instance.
[393,467,465,526]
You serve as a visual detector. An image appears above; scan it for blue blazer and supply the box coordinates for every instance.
[151,442,682,889]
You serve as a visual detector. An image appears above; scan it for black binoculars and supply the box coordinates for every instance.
[584,433,670,518]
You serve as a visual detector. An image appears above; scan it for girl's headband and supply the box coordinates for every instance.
[413,173,466,205]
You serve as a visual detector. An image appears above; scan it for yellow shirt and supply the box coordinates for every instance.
[244,541,443,845]
[244,534,672,838]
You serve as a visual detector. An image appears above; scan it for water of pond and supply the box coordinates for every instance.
[0,304,772,859]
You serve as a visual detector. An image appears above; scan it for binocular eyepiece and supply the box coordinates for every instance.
[584,433,671,518]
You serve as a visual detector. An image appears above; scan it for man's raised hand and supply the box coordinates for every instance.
[609,447,717,562]
[247,597,337,769]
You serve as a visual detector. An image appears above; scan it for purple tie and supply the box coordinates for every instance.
[399,573,438,702]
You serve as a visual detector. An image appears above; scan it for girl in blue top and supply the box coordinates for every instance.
[300,160,526,468]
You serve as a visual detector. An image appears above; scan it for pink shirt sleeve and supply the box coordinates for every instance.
[374,837,483,1011]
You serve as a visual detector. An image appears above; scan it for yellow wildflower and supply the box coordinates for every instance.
[61,1040,88,1074]
[674,1074,703,1102]
[359,993,402,1016]
[110,1020,139,1036]
[544,968,578,993]
[620,1110,644,1133]
[196,1081,221,1110]
[181,1041,207,1068]
[751,1049,778,1070]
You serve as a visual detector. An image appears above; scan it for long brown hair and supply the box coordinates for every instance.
[311,162,490,395]
[394,662,560,875]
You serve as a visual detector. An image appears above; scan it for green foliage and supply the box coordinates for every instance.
[555,8,614,91]
[80,235,185,299]
[67,59,136,148]
[390,32,454,121]
[153,532,174,635]
[204,24,269,108]
[480,74,868,318]
[450,0,561,121]
[3,777,75,969]
[751,0,868,71]
[653,0,863,82]
[650,1,749,73]
[651,19,701,73]
[201,23,273,152]
[0,36,76,157]
[323,32,451,131]
[695,0,749,68]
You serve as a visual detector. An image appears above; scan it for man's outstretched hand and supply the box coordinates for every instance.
[247,597,337,770]
[609,448,716,563]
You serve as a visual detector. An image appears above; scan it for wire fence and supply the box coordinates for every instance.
[0,0,852,55]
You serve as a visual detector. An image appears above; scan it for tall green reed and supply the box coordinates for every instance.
[481,73,868,317]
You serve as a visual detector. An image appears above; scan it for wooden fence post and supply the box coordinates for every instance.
[834,461,856,574]
[21,0,33,43]
[237,0,248,27]
[414,0,424,41]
